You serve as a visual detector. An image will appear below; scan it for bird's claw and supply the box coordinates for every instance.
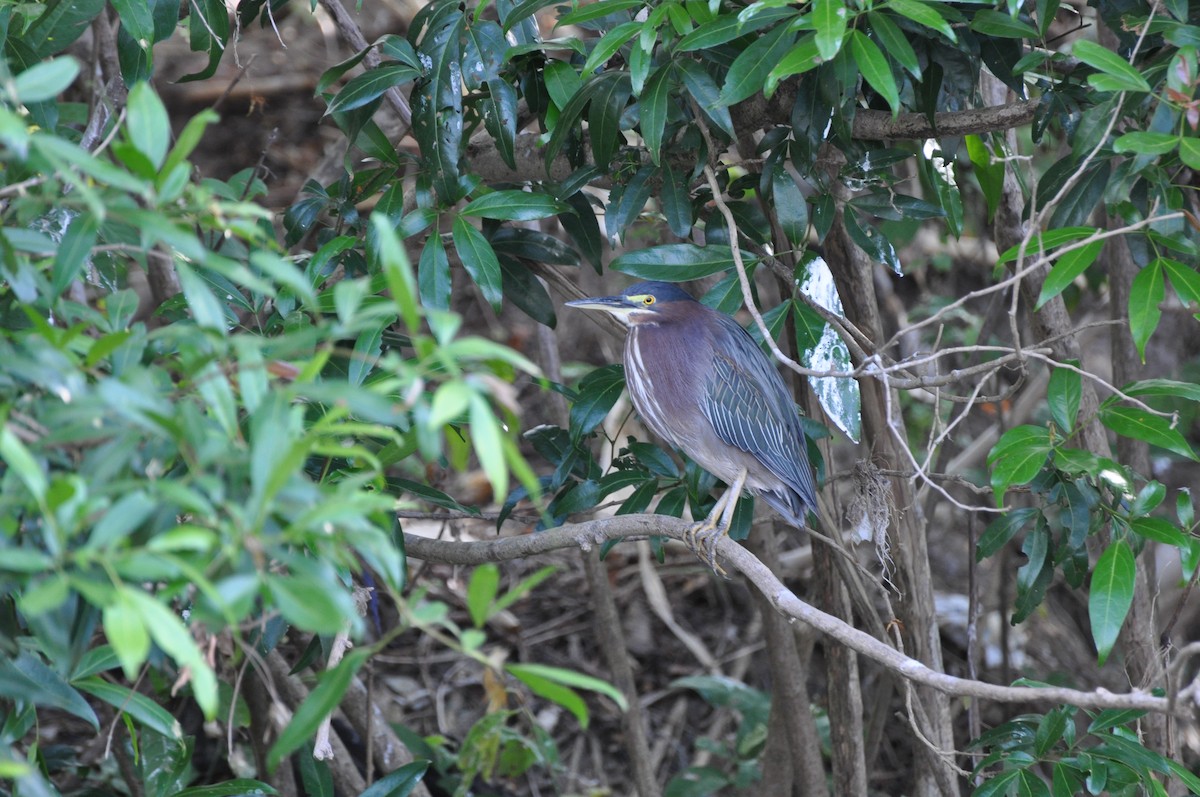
[685,520,728,576]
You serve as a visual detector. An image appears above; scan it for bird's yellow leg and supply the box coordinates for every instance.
[687,467,748,574]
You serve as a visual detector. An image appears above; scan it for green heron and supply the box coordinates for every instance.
[567,280,818,569]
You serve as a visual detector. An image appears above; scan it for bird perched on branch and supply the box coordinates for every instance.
[566,280,818,570]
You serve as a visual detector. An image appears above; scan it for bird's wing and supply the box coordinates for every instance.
[701,325,818,510]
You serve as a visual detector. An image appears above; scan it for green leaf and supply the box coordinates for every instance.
[470,393,509,503]
[0,422,48,502]
[12,57,80,104]
[1100,406,1197,460]
[771,167,808,248]
[716,23,795,106]
[357,762,429,797]
[104,591,151,679]
[126,81,171,170]
[766,34,822,93]
[122,587,218,718]
[1036,240,1103,309]
[970,9,1039,38]
[506,662,627,727]
[978,507,1040,560]
[660,163,693,237]
[174,779,279,797]
[461,190,570,221]
[267,573,351,635]
[1089,540,1134,665]
[326,64,421,115]
[74,676,183,739]
[1072,39,1151,92]
[1047,362,1081,434]
[888,0,956,41]
[1160,258,1200,307]
[589,71,633,169]
[267,648,370,772]
[988,425,1052,505]
[483,77,518,169]
[452,216,503,311]
[569,363,626,437]
[556,0,644,26]
[869,12,919,78]
[813,0,847,61]
[51,211,98,298]
[849,30,899,113]
[1180,138,1200,171]
[677,59,735,138]
[1128,517,1190,548]
[507,666,590,727]
[1112,131,1179,156]
[581,21,641,75]
[974,770,1022,797]
[418,232,451,312]
[610,243,756,281]
[1129,259,1164,362]
[23,0,106,59]
[467,563,500,629]
[996,227,1098,264]
[640,63,672,164]
[1013,518,1052,623]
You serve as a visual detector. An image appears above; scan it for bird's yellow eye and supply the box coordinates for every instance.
[642,295,655,306]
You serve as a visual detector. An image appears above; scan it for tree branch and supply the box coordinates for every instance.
[403,516,1188,716]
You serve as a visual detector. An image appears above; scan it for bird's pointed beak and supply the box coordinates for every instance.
[564,294,629,312]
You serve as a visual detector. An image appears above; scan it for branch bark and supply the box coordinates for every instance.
[402,517,1187,716]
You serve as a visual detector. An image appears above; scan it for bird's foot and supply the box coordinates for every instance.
[686,519,728,576]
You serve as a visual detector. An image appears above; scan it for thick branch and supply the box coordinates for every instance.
[403,517,1188,716]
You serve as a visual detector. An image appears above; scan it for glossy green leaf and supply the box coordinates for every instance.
[813,0,847,61]
[849,30,899,113]
[869,12,919,77]
[996,227,1098,264]
[970,9,1038,38]
[1047,361,1081,434]
[1099,406,1199,461]
[988,425,1052,505]
[888,0,956,41]
[326,64,421,115]
[589,71,633,169]
[977,507,1039,559]
[1073,40,1151,92]
[452,216,503,311]
[1013,518,1052,623]
[1129,516,1190,548]
[610,243,756,280]
[74,676,183,739]
[556,0,643,26]
[1161,258,1200,306]
[507,663,627,710]
[23,0,106,59]
[462,190,570,221]
[716,23,795,107]
[569,364,626,438]
[1037,240,1103,309]
[1129,259,1165,362]
[1090,539,1134,665]
[581,21,641,76]
[483,77,518,169]
[1112,131,1179,156]
[772,167,808,247]
[766,34,822,93]
[175,779,279,797]
[267,573,350,635]
[677,59,735,138]
[660,163,693,237]
[357,762,429,797]
[418,232,451,312]
[267,648,369,772]
[640,63,673,164]
[1180,138,1200,170]
[123,587,218,718]
[51,212,98,298]
[469,393,508,502]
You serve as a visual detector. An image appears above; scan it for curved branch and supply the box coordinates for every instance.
[851,101,1038,140]
[404,515,1186,716]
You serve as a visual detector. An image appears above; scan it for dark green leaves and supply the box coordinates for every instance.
[452,216,503,311]
[461,190,570,221]
[1089,540,1134,665]
[988,425,1052,505]
[610,244,757,281]
[1099,406,1199,461]
[326,64,421,116]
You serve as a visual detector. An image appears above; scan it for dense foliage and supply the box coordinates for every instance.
[2,0,1199,795]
